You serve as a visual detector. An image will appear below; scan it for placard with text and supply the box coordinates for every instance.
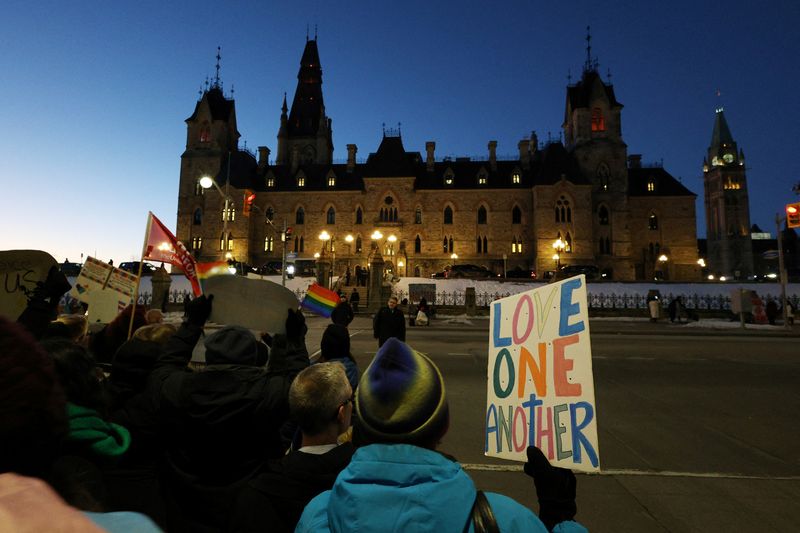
[485,275,600,472]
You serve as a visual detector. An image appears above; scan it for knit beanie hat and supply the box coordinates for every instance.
[355,338,449,446]
[204,325,261,366]
[320,324,351,361]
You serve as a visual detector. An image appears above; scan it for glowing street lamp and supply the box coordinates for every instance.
[450,252,458,265]
[200,174,234,258]
[552,238,565,270]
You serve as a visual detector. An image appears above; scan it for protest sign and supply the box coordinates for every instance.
[0,250,58,319]
[70,257,138,323]
[204,275,299,333]
[485,275,600,473]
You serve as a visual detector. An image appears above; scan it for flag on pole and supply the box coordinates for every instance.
[142,212,202,296]
[301,283,340,318]
[196,261,233,292]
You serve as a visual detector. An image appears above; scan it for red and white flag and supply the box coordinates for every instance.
[142,212,202,296]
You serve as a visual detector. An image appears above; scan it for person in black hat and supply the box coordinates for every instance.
[296,338,586,533]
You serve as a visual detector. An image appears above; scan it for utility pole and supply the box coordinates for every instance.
[776,213,790,330]
[281,219,287,287]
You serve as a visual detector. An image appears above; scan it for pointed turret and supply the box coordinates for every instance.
[707,109,740,167]
[276,39,333,165]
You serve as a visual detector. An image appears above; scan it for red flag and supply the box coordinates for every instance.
[143,212,202,296]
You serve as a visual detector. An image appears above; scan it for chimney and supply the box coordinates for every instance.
[347,144,357,173]
[426,141,436,172]
[530,131,538,154]
[628,154,642,169]
[488,141,497,171]
[518,139,530,169]
[257,146,270,169]
[291,145,300,174]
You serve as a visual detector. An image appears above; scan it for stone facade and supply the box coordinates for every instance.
[176,39,700,281]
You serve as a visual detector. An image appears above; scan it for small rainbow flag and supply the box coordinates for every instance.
[301,283,340,318]
[196,261,233,291]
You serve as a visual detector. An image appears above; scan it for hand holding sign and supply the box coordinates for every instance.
[524,446,577,531]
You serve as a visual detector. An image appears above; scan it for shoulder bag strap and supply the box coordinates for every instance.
[470,489,500,533]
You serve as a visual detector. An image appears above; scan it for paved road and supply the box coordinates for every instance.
[316,315,800,532]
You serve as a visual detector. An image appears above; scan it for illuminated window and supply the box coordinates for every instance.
[478,175,487,185]
[512,237,523,254]
[227,233,234,251]
[565,232,572,253]
[591,108,605,132]
[192,236,202,250]
[264,236,274,252]
[512,172,521,184]
[267,177,275,188]
[648,213,658,230]
[647,180,655,192]
[415,207,422,224]
[222,200,235,222]
[444,171,454,186]
[297,176,305,187]
[327,175,336,187]
[444,206,453,224]
[219,233,225,251]
[724,177,741,190]
[195,181,205,196]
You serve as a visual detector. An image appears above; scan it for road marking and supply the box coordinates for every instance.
[460,463,800,480]
[447,353,472,356]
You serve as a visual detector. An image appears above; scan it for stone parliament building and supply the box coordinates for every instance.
[176,38,703,281]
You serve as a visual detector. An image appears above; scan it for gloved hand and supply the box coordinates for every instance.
[523,446,577,531]
[285,308,307,339]
[186,294,214,327]
[25,266,71,307]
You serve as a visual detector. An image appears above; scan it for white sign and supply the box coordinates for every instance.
[70,257,138,323]
[485,275,600,473]
[0,250,58,320]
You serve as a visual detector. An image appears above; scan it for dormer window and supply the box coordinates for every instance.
[444,169,454,186]
[297,176,305,187]
[477,169,488,185]
[647,179,655,192]
[327,175,336,187]
[266,177,275,188]
[512,172,521,184]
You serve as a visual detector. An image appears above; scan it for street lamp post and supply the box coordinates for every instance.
[450,252,458,266]
[656,254,668,281]
[387,235,397,277]
[552,238,565,271]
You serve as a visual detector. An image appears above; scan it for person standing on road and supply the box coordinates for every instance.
[372,296,405,347]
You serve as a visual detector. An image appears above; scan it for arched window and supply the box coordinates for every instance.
[355,237,362,253]
[393,207,398,222]
[227,233,234,251]
[599,237,611,255]
[193,208,202,225]
[415,207,422,224]
[477,206,487,225]
[195,180,205,196]
[219,233,225,251]
[591,108,605,132]
[327,207,336,224]
[565,232,572,253]
[222,200,235,222]
[299,236,305,252]
[483,236,488,254]
[296,207,305,225]
[598,206,609,225]
[192,236,202,250]
[448,237,454,253]
[442,237,448,253]
[476,236,482,253]
[356,207,363,224]
[379,208,385,222]
[597,163,610,191]
[265,207,274,222]
[444,206,453,224]
[648,213,658,230]
[415,236,421,253]
[294,237,299,253]
[512,206,522,224]
[555,196,570,223]
[264,236,274,252]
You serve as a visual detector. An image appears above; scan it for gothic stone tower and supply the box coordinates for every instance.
[276,38,333,168]
[703,109,754,278]
[562,60,634,279]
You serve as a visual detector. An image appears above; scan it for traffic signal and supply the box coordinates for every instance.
[787,203,800,228]
[285,226,293,240]
[243,190,256,217]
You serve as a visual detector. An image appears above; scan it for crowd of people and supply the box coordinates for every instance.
[1,266,587,532]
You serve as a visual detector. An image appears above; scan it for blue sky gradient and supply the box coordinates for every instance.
[2,1,798,264]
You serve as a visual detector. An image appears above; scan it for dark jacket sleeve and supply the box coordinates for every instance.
[149,322,203,386]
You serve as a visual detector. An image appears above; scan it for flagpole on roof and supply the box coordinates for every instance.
[127,212,152,340]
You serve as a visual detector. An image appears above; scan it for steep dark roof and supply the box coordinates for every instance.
[710,109,735,148]
[287,39,325,137]
[628,167,696,197]
[185,87,234,122]
[364,136,421,177]
[536,142,589,185]
[566,70,622,110]
[214,151,259,190]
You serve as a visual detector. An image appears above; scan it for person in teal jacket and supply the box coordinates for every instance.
[296,338,587,533]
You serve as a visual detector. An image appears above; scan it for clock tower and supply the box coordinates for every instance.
[703,108,753,278]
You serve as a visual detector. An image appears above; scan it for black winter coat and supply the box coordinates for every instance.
[373,306,406,346]
[147,322,309,533]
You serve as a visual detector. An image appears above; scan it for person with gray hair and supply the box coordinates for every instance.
[229,362,355,533]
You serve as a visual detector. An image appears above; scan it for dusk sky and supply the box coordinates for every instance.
[2,1,798,265]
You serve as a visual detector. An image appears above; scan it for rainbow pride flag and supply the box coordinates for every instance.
[301,283,340,318]
[196,261,233,291]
